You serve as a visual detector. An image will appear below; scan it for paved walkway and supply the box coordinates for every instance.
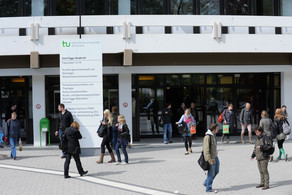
[0,136,291,195]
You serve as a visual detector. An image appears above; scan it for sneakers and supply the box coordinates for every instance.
[121,162,128,165]
[115,162,128,165]
[115,162,121,165]
[206,189,218,193]
[164,141,168,144]
[256,184,264,188]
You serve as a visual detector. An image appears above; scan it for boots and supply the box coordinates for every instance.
[248,132,253,144]
[108,152,116,163]
[96,153,104,164]
[241,134,245,144]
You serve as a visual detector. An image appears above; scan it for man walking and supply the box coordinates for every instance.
[250,126,272,190]
[161,103,173,144]
[55,104,73,158]
[203,123,220,193]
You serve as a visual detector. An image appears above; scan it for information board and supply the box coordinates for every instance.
[60,39,102,148]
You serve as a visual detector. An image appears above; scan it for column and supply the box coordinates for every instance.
[32,75,46,146]
[119,73,132,142]
[31,0,45,16]
[281,72,292,139]
[118,0,131,15]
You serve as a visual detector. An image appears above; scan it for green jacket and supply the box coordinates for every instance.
[203,131,217,164]
[251,134,272,161]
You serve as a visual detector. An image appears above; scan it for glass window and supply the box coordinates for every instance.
[84,0,105,15]
[200,0,220,15]
[56,0,76,15]
[0,0,19,17]
[170,0,193,15]
[165,75,181,86]
[206,74,217,85]
[274,74,280,87]
[254,0,273,16]
[131,0,138,14]
[281,0,292,16]
[142,0,164,14]
[224,0,248,15]
[24,0,32,16]
[218,75,233,85]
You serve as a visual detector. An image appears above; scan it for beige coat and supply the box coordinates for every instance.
[203,131,217,164]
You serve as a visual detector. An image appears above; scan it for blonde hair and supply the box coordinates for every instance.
[185,108,191,115]
[104,109,113,125]
[246,103,251,108]
[274,108,285,120]
[118,115,126,125]
[71,121,80,130]
[261,110,268,118]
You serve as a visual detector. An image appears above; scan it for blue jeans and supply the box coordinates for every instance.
[59,130,66,156]
[204,157,220,192]
[9,137,17,158]
[112,126,118,149]
[163,123,172,142]
[115,138,128,163]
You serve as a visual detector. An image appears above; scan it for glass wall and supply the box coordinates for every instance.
[133,73,281,138]
[1,0,290,17]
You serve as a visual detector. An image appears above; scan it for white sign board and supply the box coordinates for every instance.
[60,39,102,148]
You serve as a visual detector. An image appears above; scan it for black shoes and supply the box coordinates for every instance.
[13,157,16,160]
[80,171,88,176]
[64,175,71,179]
[61,155,66,159]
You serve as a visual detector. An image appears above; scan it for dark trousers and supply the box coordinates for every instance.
[184,136,192,151]
[101,134,112,154]
[64,153,84,177]
[277,139,285,149]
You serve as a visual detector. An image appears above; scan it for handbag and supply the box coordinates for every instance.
[177,122,187,134]
[223,125,229,134]
[97,124,107,138]
[190,125,196,134]
[217,110,224,124]
[198,135,211,171]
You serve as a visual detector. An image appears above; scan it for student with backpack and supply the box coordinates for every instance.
[4,112,21,160]
[259,110,276,161]
[274,108,290,161]
[250,126,273,190]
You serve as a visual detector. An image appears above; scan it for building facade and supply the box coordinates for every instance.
[0,0,292,145]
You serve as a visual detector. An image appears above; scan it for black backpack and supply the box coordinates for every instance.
[58,133,67,151]
[263,135,275,155]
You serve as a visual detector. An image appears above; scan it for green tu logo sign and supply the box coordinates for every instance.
[62,41,71,47]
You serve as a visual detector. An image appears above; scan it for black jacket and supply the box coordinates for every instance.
[57,110,73,131]
[190,108,199,123]
[117,124,130,139]
[161,108,173,124]
[4,119,21,138]
[65,127,82,154]
[274,117,288,135]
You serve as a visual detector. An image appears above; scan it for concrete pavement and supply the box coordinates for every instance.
[0,136,291,195]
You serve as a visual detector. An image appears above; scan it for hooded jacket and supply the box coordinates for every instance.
[203,129,217,164]
[65,127,82,154]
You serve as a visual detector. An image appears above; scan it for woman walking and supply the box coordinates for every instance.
[274,108,288,161]
[176,109,196,155]
[64,121,88,179]
[221,104,234,144]
[240,103,253,144]
[115,115,130,165]
[4,112,21,160]
[97,109,116,164]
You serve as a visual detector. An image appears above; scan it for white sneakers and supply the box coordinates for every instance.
[115,162,128,165]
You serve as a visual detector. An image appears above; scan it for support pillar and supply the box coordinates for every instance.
[32,75,46,146]
[281,72,292,139]
[119,73,132,142]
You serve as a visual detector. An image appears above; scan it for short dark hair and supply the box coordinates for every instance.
[58,104,65,109]
[254,126,263,133]
[112,106,118,112]
[282,105,287,108]
[209,123,218,131]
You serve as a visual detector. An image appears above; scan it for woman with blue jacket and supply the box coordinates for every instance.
[176,109,196,155]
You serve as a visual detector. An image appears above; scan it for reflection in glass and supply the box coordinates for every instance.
[56,0,76,15]
[224,0,248,15]
[200,0,219,15]
[281,0,292,16]
[254,0,273,16]
[0,0,19,17]
[142,0,164,14]
[206,74,217,85]
[170,0,193,15]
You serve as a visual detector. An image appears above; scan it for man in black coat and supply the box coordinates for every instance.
[55,104,73,158]
[161,103,173,144]
[64,122,87,179]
